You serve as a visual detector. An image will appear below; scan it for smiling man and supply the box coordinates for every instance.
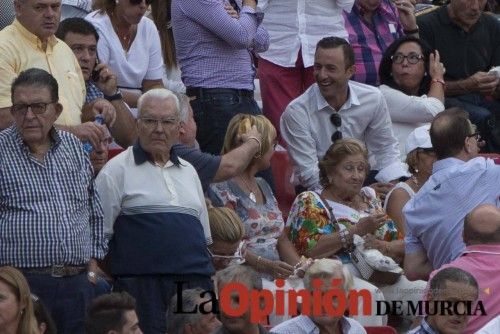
[281,36,407,191]
[95,88,214,333]
[0,68,107,334]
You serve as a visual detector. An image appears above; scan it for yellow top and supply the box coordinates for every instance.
[0,19,85,126]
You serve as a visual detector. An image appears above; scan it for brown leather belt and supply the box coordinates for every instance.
[21,265,87,278]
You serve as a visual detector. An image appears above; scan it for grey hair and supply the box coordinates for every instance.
[137,88,180,119]
[166,287,207,334]
[216,264,262,291]
[175,93,191,123]
[303,259,353,293]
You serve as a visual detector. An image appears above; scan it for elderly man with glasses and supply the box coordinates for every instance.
[95,88,214,334]
[281,36,407,193]
[0,68,107,334]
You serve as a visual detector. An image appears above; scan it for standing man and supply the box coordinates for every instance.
[95,89,214,334]
[403,108,500,281]
[0,0,110,149]
[0,68,107,333]
[171,0,269,154]
[281,37,406,190]
[344,0,419,86]
[257,0,354,141]
[56,17,136,148]
[418,0,500,151]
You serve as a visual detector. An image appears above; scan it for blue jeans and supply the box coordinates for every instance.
[113,274,213,334]
[23,272,95,334]
[189,88,261,155]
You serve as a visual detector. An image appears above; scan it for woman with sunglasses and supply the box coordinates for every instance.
[378,35,445,158]
[86,0,164,111]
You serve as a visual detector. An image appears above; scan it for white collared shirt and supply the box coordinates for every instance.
[271,315,367,333]
[258,0,354,68]
[280,82,406,189]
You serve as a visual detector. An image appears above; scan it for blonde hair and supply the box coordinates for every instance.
[221,114,276,157]
[208,207,245,244]
[0,266,39,334]
[318,138,369,188]
[303,259,353,293]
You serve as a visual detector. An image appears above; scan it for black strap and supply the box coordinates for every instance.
[315,192,341,229]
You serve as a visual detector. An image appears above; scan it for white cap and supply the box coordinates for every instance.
[405,124,432,155]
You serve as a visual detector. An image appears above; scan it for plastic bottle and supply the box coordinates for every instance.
[82,114,105,153]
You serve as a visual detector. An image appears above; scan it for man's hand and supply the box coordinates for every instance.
[91,98,116,127]
[70,122,108,149]
[94,63,119,97]
[394,0,417,32]
[469,71,500,95]
[224,3,240,19]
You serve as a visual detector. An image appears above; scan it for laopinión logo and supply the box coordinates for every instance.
[173,280,486,323]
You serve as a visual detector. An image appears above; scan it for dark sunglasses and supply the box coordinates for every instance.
[330,113,343,142]
[129,0,152,5]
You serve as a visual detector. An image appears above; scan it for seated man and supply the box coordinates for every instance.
[85,292,142,334]
[173,93,263,192]
[281,36,407,190]
[418,0,500,150]
[95,88,214,333]
[344,0,419,85]
[271,259,366,334]
[403,108,500,281]
[56,17,137,148]
[215,265,270,334]
[426,204,500,334]
[166,288,222,334]
[0,68,107,333]
[408,267,479,334]
[0,0,110,149]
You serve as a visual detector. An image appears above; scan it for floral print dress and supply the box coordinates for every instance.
[208,178,284,262]
[287,187,400,262]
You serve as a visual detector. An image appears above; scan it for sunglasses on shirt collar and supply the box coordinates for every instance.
[330,113,343,143]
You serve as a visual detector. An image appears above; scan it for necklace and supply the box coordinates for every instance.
[110,13,134,54]
[238,176,257,203]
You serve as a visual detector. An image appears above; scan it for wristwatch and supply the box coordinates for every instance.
[104,89,123,102]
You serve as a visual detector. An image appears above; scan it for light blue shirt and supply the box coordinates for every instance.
[403,157,500,269]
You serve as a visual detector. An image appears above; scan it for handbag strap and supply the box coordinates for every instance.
[315,191,341,229]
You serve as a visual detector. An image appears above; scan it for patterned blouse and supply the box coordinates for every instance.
[208,178,284,262]
[286,188,400,258]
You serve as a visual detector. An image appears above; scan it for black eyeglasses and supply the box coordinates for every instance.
[330,113,342,142]
[129,0,152,5]
[391,52,425,65]
[467,132,481,141]
[11,102,55,115]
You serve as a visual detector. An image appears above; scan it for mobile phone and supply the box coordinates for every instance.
[91,57,100,82]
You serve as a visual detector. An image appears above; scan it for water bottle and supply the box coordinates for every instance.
[82,114,105,153]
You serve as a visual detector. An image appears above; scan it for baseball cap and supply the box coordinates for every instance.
[405,124,432,155]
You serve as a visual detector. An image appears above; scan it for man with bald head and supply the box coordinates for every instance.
[403,108,500,281]
[425,204,500,334]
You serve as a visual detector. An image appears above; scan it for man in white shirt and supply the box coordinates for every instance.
[258,0,354,142]
[281,36,406,190]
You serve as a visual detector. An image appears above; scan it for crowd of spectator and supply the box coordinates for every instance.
[0,0,499,334]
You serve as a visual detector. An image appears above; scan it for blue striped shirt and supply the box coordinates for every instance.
[172,0,269,90]
[0,126,107,267]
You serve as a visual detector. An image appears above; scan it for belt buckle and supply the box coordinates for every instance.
[51,264,65,278]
